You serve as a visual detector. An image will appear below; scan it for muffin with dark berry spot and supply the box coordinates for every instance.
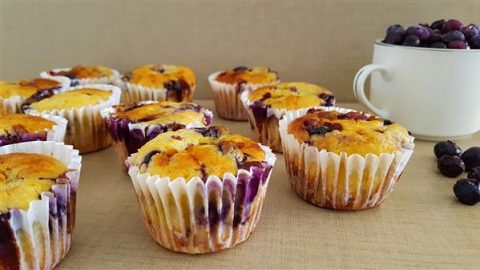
[40,65,120,87]
[102,101,213,172]
[126,127,276,253]
[0,77,70,113]
[0,113,67,146]
[208,67,279,120]
[0,141,82,270]
[241,82,335,152]
[279,107,414,210]
[121,64,196,103]
[24,84,121,153]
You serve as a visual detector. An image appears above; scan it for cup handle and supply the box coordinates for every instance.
[353,64,393,119]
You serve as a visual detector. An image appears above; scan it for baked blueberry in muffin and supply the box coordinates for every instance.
[127,127,276,253]
[0,113,66,146]
[241,82,335,152]
[209,66,279,120]
[0,142,82,270]
[279,107,414,210]
[42,65,120,86]
[102,101,213,171]
[121,64,196,103]
[24,85,121,153]
[1,78,69,114]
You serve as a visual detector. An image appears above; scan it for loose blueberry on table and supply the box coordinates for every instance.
[383,19,480,49]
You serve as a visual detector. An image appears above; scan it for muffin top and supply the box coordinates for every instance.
[0,153,68,213]
[112,101,210,126]
[0,78,61,99]
[132,127,267,181]
[123,64,196,90]
[0,114,55,136]
[287,109,411,156]
[249,82,335,110]
[215,66,278,85]
[29,88,112,112]
[48,65,114,79]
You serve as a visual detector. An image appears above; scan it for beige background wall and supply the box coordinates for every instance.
[1,0,479,101]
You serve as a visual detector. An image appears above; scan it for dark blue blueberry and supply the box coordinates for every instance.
[437,155,465,177]
[461,147,480,171]
[142,151,160,165]
[406,25,430,42]
[319,93,335,106]
[434,140,462,158]
[461,24,480,40]
[233,66,249,72]
[442,30,465,43]
[468,167,480,181]
[402,35,421,47]
[469,35,480,49]
[431,19,445,31]
[453,179,480,205]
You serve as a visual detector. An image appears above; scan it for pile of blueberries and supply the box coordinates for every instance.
[383,19,480,49]
[434,141,480,205]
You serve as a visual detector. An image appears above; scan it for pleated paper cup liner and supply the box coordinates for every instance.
[1,76,70,114]
[25,84,121,154]
[208,71,279,121]
[101,101,213,172]
[279,106,415,210]
[117,80,196,104]
[40,67,121,87]
[0,141,82,270]
[126,145,276,254]
[0,114,67,147]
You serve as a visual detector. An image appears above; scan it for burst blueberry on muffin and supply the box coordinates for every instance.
[208,67,279,120]
[0,113,67,146]
[279,107,415,210]
[24,85,121,153]
[241,82,335,152]
[0,141,82,270]
[41,65,120,86]
[127,127,276,253]
[0,77,70,114]
[121,64,196,103]
[102,101,213,171]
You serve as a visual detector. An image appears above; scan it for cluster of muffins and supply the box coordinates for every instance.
[0,63,416,265]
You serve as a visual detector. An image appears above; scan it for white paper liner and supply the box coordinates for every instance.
[278,107,415,210]
[0,141,82,269]
[25,84,121,154]
[117,80,196,104]
[100,101,213,172]
[40,67,121,86]
[126,144,276,254]
[208,71,279,121]
[0,76,71,114]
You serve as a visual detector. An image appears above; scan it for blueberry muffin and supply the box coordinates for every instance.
[241,82,335,152]
[102,101,213,171]
[0,113,67,146]
[0,141,82,270]
[279,107,415,210]
[121,64,196,103]
[126,127,276,253]
[0,77,70,114]
[24,85,121,153]
[208,66,279,120]
[41,65,120,86]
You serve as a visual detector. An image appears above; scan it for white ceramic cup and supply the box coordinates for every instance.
[354,40,480,141]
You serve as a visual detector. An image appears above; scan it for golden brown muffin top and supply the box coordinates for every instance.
[112,101,209,126]
[215,66,278,85]
[49,65,113,79]
[249,82,335,110]
[132,128,266,181]
[287,109,411,156]
[124,64,196,90]
[30,88,112,112]
[0,78,61,99]
[0,114,55,136]
[0,153,68,213]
